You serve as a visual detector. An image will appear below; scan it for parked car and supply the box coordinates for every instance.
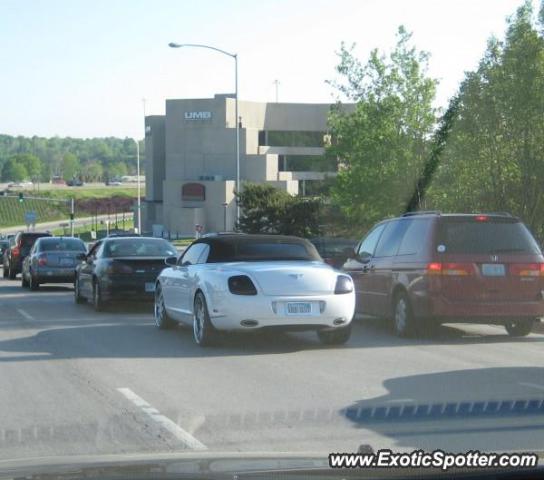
[74,237,177,310]
[342,212,544,338]
[66,178,84,187]
[309,237,358,268]
[5,231,52,279]
[0,239,10,260]
[154,234,356,347]
[2,235,15,277]
[21,237,87,290]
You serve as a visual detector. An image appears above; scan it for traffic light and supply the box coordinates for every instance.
[69,213,74,221]
[18,192,24,203]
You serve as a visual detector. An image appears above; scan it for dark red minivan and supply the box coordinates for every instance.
[342,212,544,337]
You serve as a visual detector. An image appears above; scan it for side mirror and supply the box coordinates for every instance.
[75,252,86,262]
[356,251,372,264]
[164,256,177,267]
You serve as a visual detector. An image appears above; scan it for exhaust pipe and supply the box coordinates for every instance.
[240,319,258,328]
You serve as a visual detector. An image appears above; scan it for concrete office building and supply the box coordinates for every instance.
[143,94,350,235]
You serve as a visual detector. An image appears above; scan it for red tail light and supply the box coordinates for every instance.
[426,262,442,275]
[475,215,489,222]
[426,262,474,276]
[11,246,20,257]
[37,255,47,266]
[510,263,544,277]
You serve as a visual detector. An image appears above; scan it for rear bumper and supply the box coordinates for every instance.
[35,267,76,283]
[99,277,156,302]
[208,292,356,331]
[416,293,544,321]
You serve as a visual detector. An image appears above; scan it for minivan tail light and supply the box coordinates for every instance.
[37,255,47,266]
[11,246,20,257]
[426,262,474,276]
[510,263,544,277]
[426,262,442,275]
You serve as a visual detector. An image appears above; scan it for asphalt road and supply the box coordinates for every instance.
[1,274,544,464]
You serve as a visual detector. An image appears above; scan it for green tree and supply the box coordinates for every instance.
[1,159,28,182]
[327,26,438,231]
[82,162,104,182]
[106,161,128,179]
[12,153,42,181]
[237,183,321,237]
[426,1,544,240]
[62,153,80,181]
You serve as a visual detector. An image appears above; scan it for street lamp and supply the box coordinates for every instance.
[133,138,141,234]
[168,42,240,223]
[221,202,228,231]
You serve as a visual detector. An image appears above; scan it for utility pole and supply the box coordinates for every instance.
[70,198,75,237]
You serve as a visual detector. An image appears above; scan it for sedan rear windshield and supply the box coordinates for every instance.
[103,239,177,257]
[437,218,541,255]
[209,239,322,262]
[20,234,50,247]
[39,239,86,252]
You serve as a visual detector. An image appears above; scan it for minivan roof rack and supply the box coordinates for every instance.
[401,210,441,217]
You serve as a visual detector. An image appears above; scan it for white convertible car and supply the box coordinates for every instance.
[154,234,356,346]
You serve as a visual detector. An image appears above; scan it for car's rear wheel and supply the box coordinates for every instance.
[93,281,106,312]
[193,291,216,346]
[21,272,29,288]
[29,273,39,291]
[504,319,534,337]
[8,264,16,280]
[392,292,416,337]
[74,276,85,304]
[317,324,352,345]
[154,285,175,329]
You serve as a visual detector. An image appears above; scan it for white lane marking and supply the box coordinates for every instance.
[117,387,207,451]
[519,382,544,391]
[16,308,34,321]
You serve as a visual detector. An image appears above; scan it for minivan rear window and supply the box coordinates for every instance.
[437,217,541,255]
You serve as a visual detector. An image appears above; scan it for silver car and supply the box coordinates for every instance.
[21,237,87,290]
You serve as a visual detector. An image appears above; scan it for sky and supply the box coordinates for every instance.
[0,0,538,139]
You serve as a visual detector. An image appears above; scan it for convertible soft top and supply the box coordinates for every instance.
[194,234,323,263]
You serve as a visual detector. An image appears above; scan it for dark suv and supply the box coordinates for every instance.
[5,231,52,279]
[342,212,544,337]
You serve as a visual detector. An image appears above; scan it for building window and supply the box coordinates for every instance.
[262,131,326,148]
[182,183,206,201]
[278,155,337,172]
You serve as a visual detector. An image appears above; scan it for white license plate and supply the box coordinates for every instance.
[481,264,505,276]
[145,282,156,293]
[286,302,312,315]
[59,258,73,266]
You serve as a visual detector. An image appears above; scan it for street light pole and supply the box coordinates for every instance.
[134,138,141,234]
[168,42,240,224]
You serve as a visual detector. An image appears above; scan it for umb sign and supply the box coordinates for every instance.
[184,111,212,120]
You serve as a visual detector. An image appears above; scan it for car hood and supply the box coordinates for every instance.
[0,452,330,480]
[0,451,540,480]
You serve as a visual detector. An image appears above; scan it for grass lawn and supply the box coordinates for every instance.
[0,187,142,229]
[34,187,143,200]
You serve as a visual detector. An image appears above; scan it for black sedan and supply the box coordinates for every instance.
[21,237,87,290]
[74,237,177,311]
